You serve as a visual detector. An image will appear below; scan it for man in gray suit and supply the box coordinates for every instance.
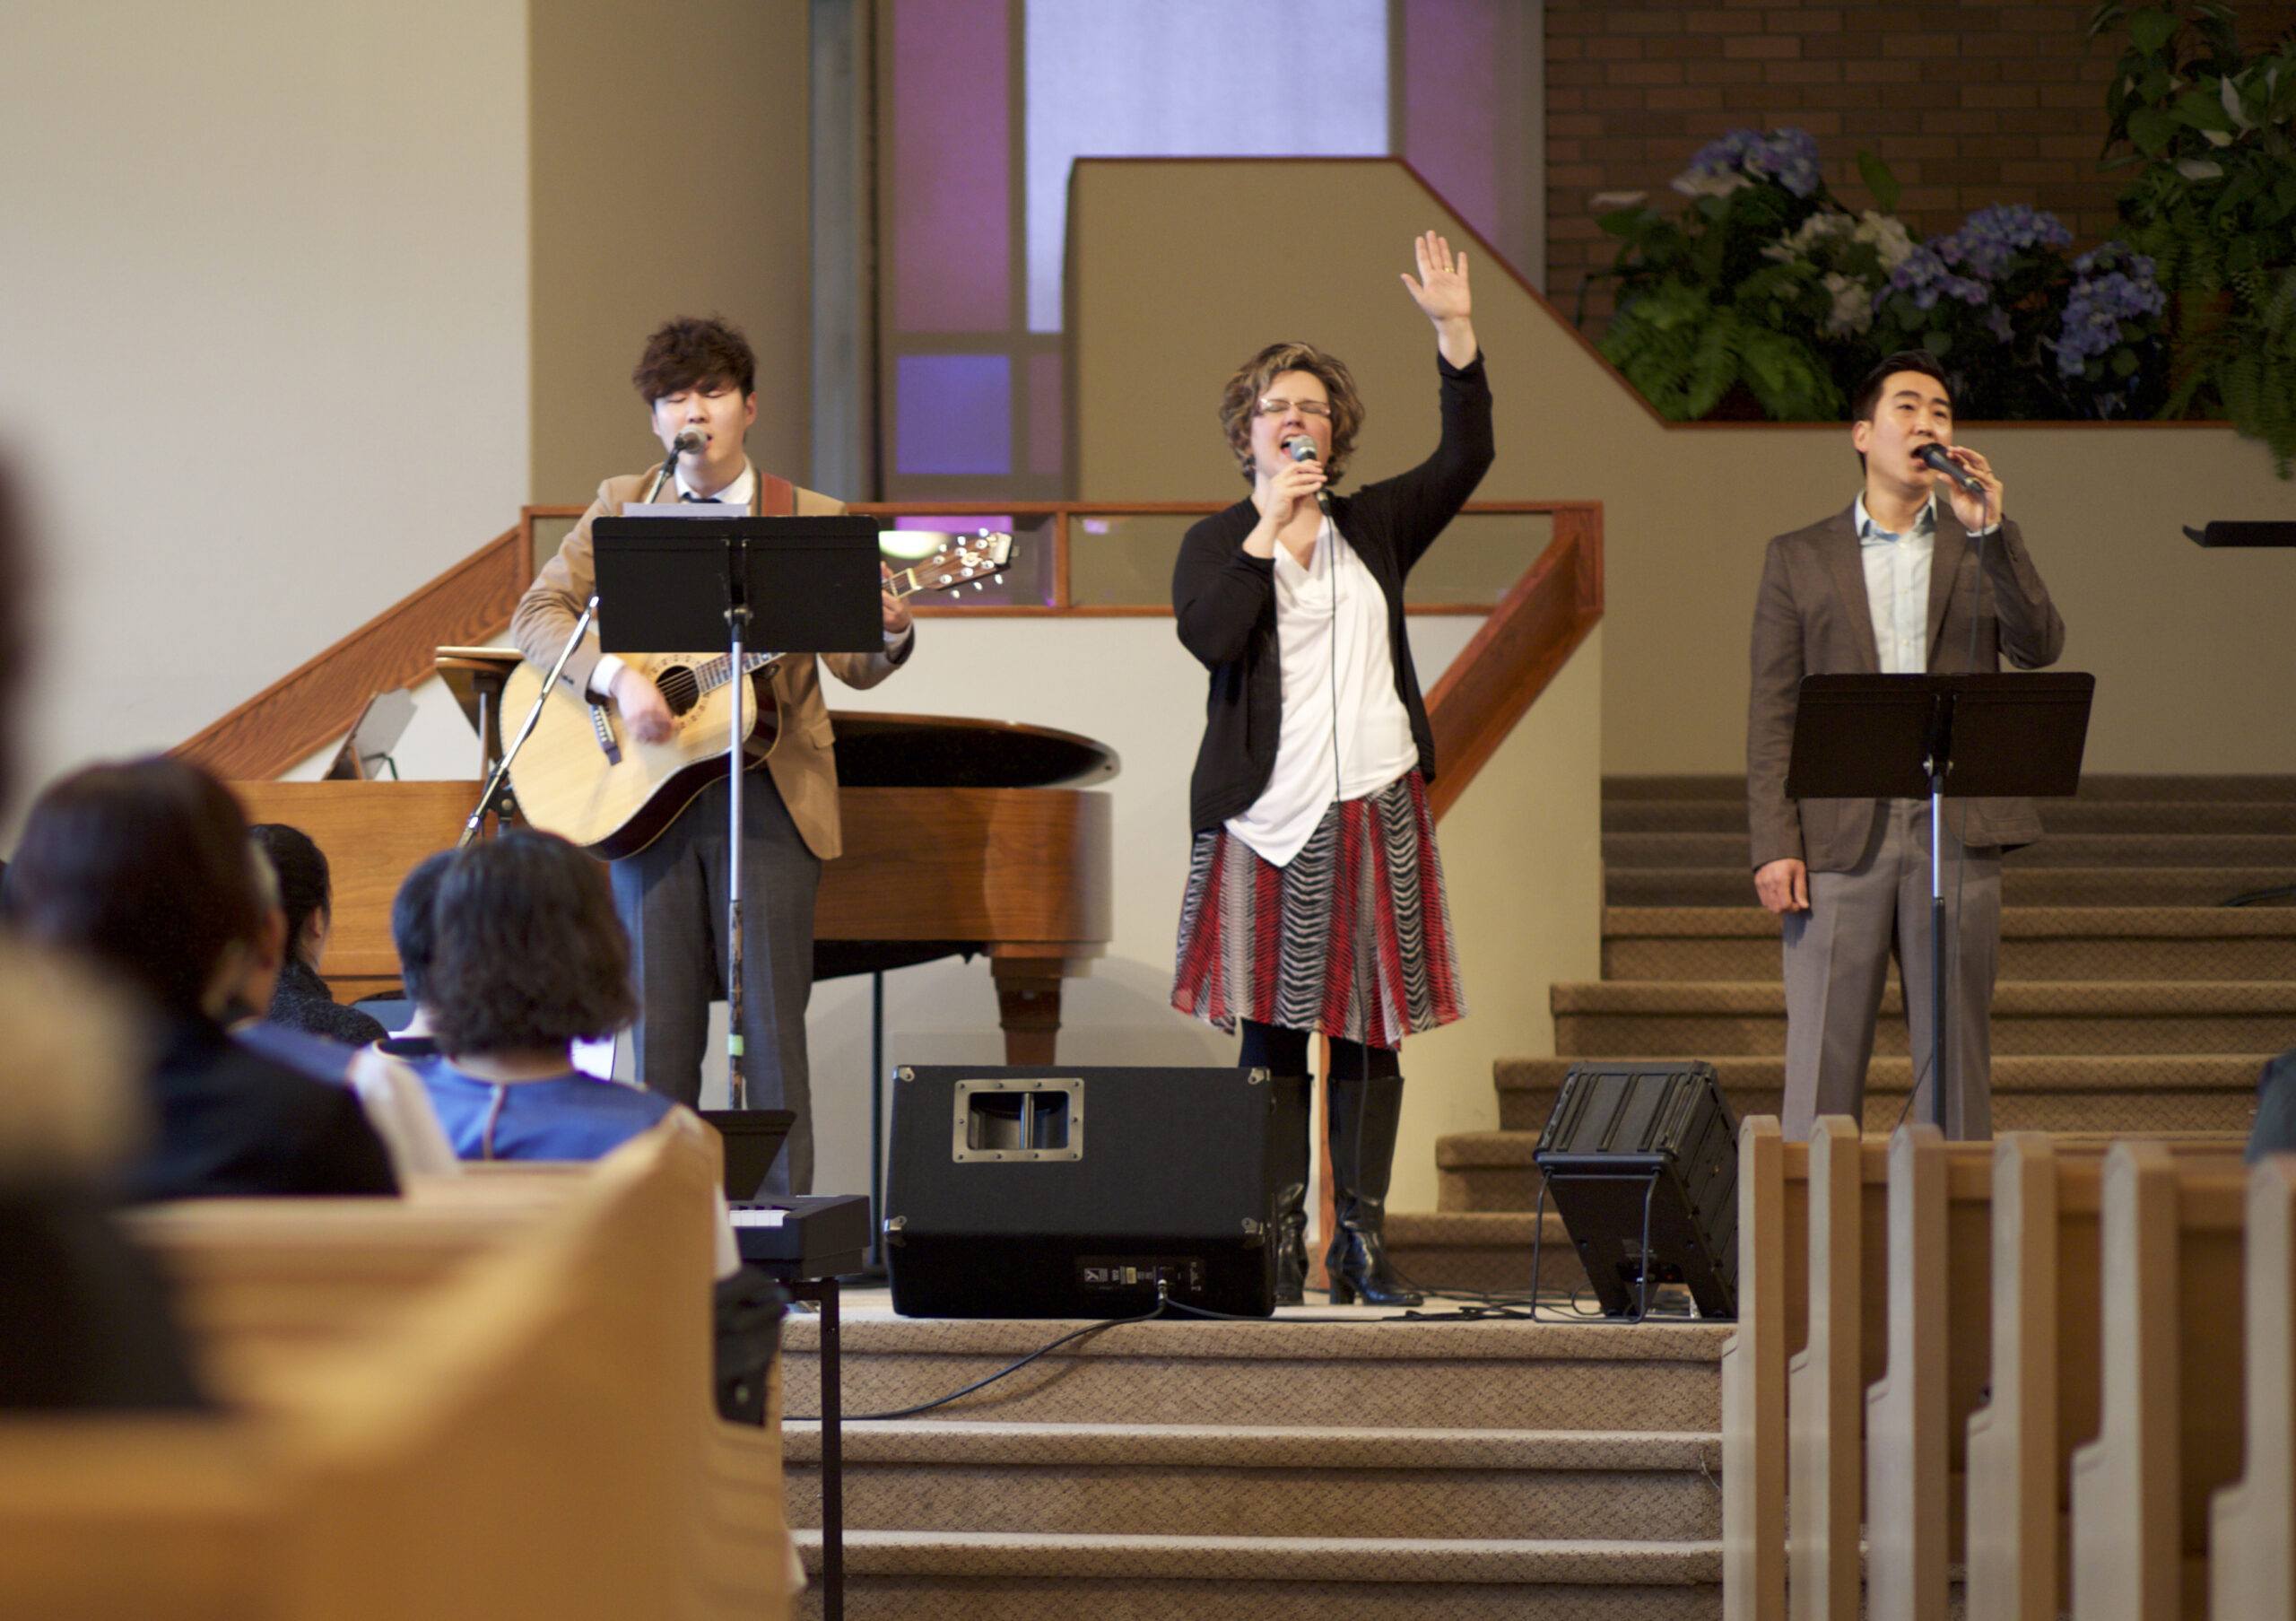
[1747,352,2065,1141]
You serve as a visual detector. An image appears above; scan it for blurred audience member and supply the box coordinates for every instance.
[2251,1046,2296,1162]
[247,823,387,1046]
[10,758,397,1200]
[376,849,455,1067]
[0,461,208,1407]
[229,841,456,1177]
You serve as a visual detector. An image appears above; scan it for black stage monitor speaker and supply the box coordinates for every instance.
[884,1065,1277,1319]
[1533,1060,1738,1320]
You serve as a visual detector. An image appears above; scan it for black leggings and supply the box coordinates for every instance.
[1238,1019,1400,1081]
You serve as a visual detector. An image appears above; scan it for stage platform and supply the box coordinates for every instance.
[785,1288,1728,1620]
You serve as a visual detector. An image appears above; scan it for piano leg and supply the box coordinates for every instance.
[990,957,1065,1065]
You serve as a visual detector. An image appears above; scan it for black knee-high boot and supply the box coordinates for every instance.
[1266,1071,1313,1305]
[1323,1073,1423,1307]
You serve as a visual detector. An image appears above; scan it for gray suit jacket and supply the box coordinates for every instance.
[1746,503,2065,873]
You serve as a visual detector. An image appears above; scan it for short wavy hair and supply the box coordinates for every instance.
[631,315,756,405]
[1218,342,1366,484]
[425,832,636,1057]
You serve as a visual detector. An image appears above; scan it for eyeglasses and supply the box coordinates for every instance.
[1256,397,1333,418]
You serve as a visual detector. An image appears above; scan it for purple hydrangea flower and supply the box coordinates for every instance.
[1935,205,2073,281]
[1880,244,1991,312]
[1679,127,1823,198]
[2054,244,2166,381]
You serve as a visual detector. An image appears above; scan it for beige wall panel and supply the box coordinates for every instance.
[0,0,528,804]
[1071,159,2296,778]
[530,0,813,506]
[1386,623,1604,1212]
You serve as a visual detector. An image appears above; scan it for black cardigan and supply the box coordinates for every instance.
[1171,352,1494,835]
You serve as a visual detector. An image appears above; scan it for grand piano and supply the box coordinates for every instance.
[389,652,1120,1063]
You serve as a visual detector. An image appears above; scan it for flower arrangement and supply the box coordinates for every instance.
[1593,129,2169,424]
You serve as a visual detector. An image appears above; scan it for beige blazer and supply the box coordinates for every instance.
[509,464,906,861]
[1746,505,2064,873]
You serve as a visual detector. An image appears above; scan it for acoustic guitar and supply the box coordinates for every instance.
[502,531,1013,858]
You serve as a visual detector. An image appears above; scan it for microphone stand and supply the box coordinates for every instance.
[459,594,599,849]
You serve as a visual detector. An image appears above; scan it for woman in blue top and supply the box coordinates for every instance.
[420,832,674,1161]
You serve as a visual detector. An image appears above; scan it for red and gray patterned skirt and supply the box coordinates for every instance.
[1170,771,1465,1049]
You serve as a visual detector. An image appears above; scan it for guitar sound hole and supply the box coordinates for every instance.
[654,665,700,716]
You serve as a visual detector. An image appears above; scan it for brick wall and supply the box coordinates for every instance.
[1547,2,2296,333]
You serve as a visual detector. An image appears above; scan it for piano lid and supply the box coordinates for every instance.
[827,712,1118,790]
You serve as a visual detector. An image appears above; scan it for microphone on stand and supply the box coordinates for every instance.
[1285,434,1334,519]
[644,429,709,502]
[1915,442,1985,496]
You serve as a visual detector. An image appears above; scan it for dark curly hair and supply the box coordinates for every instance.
[248,824,331,970]
[425,832,636,1057]
[631,315,756,404]
[1217,341,1366,484]
[7,758,265,1018]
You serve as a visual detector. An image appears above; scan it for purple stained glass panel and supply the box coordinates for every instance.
[1403,0,1500,247]
[891,0,1010,333]
[896,353,1012,476]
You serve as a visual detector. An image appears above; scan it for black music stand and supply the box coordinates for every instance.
[1785,672,2094,1130]
[591,514,883,1110]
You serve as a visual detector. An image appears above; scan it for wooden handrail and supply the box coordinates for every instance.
[177,501,1602,814]
[173,526,530,782]
[1422,503,1604,821]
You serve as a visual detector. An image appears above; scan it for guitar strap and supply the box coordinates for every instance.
[754,473,796,518]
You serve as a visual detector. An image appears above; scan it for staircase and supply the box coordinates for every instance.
[1389,774,2296,1290]
[782,1310,1727,1617]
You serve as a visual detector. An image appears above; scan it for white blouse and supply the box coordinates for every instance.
[1223,518,1418,867]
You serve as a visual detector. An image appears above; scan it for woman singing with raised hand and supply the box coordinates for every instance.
[1170,231,1493,1308]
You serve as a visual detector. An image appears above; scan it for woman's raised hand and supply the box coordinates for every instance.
[1402,230,1478,368]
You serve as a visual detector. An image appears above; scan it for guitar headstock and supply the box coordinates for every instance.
[891,530,1018,598]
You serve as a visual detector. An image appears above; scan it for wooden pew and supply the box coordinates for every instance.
[0,1117,791,1621]
[1864,1129,2246,1621]
[1788,1114,1892,1621]
[1962,1136,2247,1621]
[2068,1142,2249,1621]
[2211,1155,2296,1621]
[1864,1125,1995,1621]
[1723,1116,1806,1621]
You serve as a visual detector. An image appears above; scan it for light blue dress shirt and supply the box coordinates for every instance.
[1854,493,1935,675]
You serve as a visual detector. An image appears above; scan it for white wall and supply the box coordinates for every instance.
[0,0,529,804]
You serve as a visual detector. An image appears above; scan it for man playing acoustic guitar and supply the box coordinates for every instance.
[511,315,913,1195]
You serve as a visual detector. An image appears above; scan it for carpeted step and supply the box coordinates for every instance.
[782,1423,1719,1541]
[1483,1052,2270,1143]
[779,1313,1728,1434]
[1605,798,2296,836]
[1601,773,2296,803]
[1600,906,2296,982]
[1384,1210,1586,1295]
[1549,980,2296,1058]
[1603,831,2296,869]
[1606,865,2296,908]
[792,1529,1722,1621]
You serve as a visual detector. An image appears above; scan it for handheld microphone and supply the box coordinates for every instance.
[1915,442,1985,496]
[1285,434,1334,519]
